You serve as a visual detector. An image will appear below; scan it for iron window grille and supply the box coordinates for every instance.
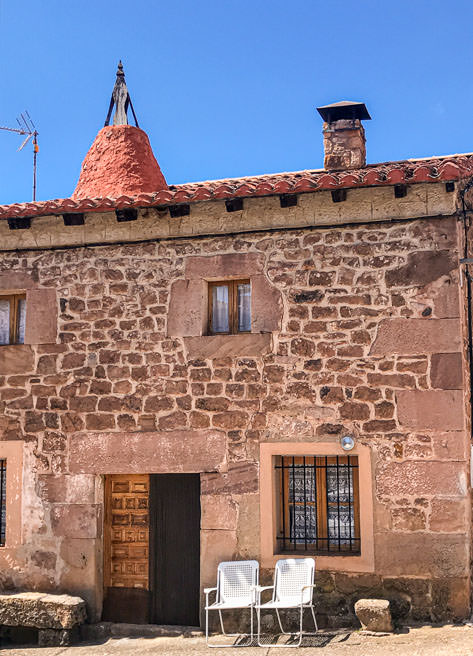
[0,460,6,546]
[275,455,360,554]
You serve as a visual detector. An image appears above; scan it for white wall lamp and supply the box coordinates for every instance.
[340,435,355,451]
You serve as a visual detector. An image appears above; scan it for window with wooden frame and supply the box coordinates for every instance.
[208,280,251,335]
[0,295,26,346]
[275,455,360,555]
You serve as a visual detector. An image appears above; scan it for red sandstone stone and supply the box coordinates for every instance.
[340,402,370,420]
[0,346,34,375]
[73,125,167,199]
[69,429,226,473]
[25,288,58,345]
[429,498,467,533]
[397,390,464,430]
[391,507,426,532]
[375,533,468,578]
[371,318,461,356]
[50,504,99,538]
[377,461,466,497]
[430,352,463,389]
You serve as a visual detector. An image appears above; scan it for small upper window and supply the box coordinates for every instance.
[0,295,26,346]
[208,280,251,335]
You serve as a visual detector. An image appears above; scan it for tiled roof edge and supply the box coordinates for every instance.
[1,153,472,221]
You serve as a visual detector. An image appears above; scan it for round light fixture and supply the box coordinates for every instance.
[340,435,355,451]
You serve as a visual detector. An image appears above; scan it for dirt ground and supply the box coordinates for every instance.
[2,624,473,656]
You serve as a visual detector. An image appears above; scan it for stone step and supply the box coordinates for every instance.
[81,622,203,641]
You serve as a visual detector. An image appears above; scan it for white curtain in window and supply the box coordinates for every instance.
[237,283,251,332]
[0,300,9,345]
[17,299,26,344]
[212,285,229,332]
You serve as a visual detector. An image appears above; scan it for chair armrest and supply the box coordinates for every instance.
[300,584,317,603]
[204,587,217,595]
[254,584,274,605]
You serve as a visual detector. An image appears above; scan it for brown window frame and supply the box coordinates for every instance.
[0,294,26,346]
[275,455,360,555]
[208,279,251,335]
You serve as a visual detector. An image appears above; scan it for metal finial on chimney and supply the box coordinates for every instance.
[104,60,139,128]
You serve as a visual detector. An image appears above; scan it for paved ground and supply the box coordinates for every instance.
[3,625,473,656]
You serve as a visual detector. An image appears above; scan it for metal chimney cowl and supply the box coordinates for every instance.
[316,101,371,171]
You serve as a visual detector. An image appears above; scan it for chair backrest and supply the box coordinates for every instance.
[273,558,315,605]
[216,560,259,605]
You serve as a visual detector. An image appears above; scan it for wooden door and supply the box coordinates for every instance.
[102,474,151,623]
[150,474,201,626]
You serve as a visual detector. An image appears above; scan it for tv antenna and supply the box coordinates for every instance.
[0,111,39,201]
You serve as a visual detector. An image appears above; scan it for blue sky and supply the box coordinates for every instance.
[0,0,472,205]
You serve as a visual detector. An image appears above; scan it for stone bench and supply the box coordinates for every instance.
[0,591,87,646]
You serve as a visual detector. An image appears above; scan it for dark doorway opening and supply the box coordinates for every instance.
[102,473,201,626]
[150,474,201,626]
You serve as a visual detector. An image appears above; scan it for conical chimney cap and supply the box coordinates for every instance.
[72,62,167,199]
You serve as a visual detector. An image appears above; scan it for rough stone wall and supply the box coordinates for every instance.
[0,210,469,626]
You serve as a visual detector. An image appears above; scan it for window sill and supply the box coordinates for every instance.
[183,333,272,358]
[0,344,34,375]
[276,550,361,558]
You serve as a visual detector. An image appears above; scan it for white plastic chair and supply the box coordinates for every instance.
[256,558,318,647]
[204,560,259,648]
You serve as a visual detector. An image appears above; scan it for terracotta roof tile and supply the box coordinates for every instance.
[0,153,472,221]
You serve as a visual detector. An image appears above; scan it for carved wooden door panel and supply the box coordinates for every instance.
[102,474,150,623]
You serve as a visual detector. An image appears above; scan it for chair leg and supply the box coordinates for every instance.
[275,609,291,635]
[257,606,264,647]
[207,608,254,648]
[218,610,227,636]
[295,604,303,647]
[310,605,318,633]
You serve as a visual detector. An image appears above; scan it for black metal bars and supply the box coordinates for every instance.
[275,455,360,555]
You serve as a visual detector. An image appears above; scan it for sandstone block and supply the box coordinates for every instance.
[429,498,468,533]
[375,533,468,578]
[0,345,34,374]
[184,334,271,359]
[371,318,460,356]
[397,390,464,430]
[185,252,263,279]
[201,495,238,530]
[167,279,205,337]
[354,599,393,632]
[50,504,99,539]
[24,288,58,344]
[201,463,258,495]
[377,461,465,497]
[0,592,86,629]
[69,430,226,474]
[430,352,463,389]
[200,529,237,588]
[431,431,467,460]
[385,250,456,288]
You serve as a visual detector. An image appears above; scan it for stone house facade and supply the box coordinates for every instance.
[0,74,472,628]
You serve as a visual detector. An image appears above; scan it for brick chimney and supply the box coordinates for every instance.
[317,101,371,171]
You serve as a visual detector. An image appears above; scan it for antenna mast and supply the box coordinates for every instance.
[0,111,39,201]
